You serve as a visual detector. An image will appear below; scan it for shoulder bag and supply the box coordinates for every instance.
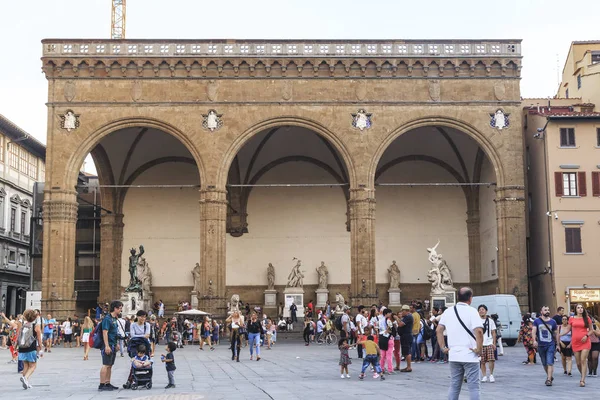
[454,306,476,340]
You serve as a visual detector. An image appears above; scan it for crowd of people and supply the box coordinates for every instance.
[2,290,600,399]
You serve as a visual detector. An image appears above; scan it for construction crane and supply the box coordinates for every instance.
[111,0,126,39]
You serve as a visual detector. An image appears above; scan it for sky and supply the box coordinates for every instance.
[0,0,599,146]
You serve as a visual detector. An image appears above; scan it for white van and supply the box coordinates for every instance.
[471,294,522,346]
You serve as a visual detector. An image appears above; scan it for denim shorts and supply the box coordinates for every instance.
[538,343,556,367]
[43,332,53,341]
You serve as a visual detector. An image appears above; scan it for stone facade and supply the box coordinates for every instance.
[41,39,526,317]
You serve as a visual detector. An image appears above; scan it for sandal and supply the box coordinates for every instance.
[580,380,585,387]
[400,368,412,372]
[545,379,552,386]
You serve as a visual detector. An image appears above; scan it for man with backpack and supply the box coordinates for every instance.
[10,309,43,389]
[532,305,559,386]
[98,300,123,391]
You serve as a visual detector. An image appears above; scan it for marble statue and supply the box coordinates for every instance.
[334,292,346,313]
[137,257,152,296]
[316,261,328,289]
[427,240,454,294]
[287,259,304,288]
[64,111,77,131]
[267,263,275,290]
[126,245,144,292]
[230,294,240,313]
[191,262,201,292]
[388,260,401,289]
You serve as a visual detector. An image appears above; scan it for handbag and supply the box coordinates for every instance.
[454,306,476,340]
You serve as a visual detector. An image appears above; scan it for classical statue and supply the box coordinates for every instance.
[388,260,401,289]
[230,294,240,313]
[63,111,77,131]
[137,257,152,296]
[316,261,328,289]
[287,259,304,288]
[191,262,201,292]
[126,245,144,292]
[267,263,275,290]
[334,292,346,314]
[427,241,454,295]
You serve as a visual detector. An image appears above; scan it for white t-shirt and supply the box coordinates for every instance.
[378,315,388,333]
[341,314,350,332]
[439,303,484,363]
[481,317,497,346]
[356,314,367,334]
[62,321,72,335]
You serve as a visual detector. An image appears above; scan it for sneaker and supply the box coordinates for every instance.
[107,383,119,390]
[165,384,174,389]
[27,384,32,389]
[346,374,351,379]
[380,375,385,381]
[373,373,380,379]
[340,374,345,379]
[98,384,113,391]
[481,376,488,383]
[489,375,495,383]
[359,374,364,380]
[387,371,395,375]
[20,376,28,390]
[564,371,568,375]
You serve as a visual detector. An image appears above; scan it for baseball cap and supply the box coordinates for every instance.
[401,305,410,311]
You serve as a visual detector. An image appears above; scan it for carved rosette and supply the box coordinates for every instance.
[43,200,78,223]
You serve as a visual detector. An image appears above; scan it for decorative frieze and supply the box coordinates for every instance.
[43,200,78,223]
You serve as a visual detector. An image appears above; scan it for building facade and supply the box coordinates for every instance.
[524,99,600,314]
[0,115,46,316]
[556,41,600,103]
[40,39,527,318]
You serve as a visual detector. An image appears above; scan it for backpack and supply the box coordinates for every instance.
[334,315,343,331]
[17,321,37,350]
[421,320,433,341]
[91,322,104,349]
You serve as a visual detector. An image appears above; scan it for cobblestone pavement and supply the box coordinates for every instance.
[0,341,596,399]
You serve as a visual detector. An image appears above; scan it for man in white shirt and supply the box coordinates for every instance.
[477,304,497,383]
[355,306,368,358]
[437,287,484,400]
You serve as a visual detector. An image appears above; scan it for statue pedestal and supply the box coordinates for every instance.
[121,290,142,317]
[282,287,304,319]
[190,291,199,309]
[263,289,278,317]
[315,289,329,308]
[431,288,457,309]
[388,288,402,307]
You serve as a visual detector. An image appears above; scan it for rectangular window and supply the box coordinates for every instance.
[565,88,569,99]
[8,250,16,263]
[560,128,576,147]
[565,227,582,253]
[18,253,26,265]
[19,148,27,173]
[20,211,26,234]
[577,74,582,89]
[562,172,578,196]
[593,52,600,64]
[10,207,16,231]
[597,128,600,147]
[9,144,18,169]
[28,154,38,179]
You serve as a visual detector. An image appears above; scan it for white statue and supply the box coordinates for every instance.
[191,262,201,292]
[427,240,454,295]
[63,111,77,131]
[137,257,152,296]
[230,294,240,313]
[287,259,304,288]
[334,292,346,313]
[352,109,372,131]
[388,260,401,289]
[490,109,509,130]
[316,261,328,289]
[207,110,218,129]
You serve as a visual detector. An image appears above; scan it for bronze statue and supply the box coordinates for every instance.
[126,245,144,292]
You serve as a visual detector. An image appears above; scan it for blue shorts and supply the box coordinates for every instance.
[538,343,556,367]
[43,332,53,341]
[18,351,38,363]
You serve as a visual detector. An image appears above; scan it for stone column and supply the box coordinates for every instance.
[495,186,527,308]
[349,187,376,305]
[466,209,482,286]
[198,188,228,314]
[99,213,124,302]
[41,190,78,319]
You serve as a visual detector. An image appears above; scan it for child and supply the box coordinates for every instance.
[339,338,352,379]
[132,345,152,369]
[357,335,385,380]
[161,342,177,389]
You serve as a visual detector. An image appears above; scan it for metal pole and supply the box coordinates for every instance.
[376,182,496,187]
[227,183,348,188]
[76,184,201,189]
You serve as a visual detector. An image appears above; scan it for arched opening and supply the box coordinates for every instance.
[75,127,201,312]
[225,126,351,307]
[375,125,499,302]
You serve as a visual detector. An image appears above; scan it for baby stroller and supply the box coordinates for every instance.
[130,364,153,390]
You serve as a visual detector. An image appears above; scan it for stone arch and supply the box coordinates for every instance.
[369,116,505,188]
[65,117,206,189]
[218,116,356,189]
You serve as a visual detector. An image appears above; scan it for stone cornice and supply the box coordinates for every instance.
[41,40,522,80]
